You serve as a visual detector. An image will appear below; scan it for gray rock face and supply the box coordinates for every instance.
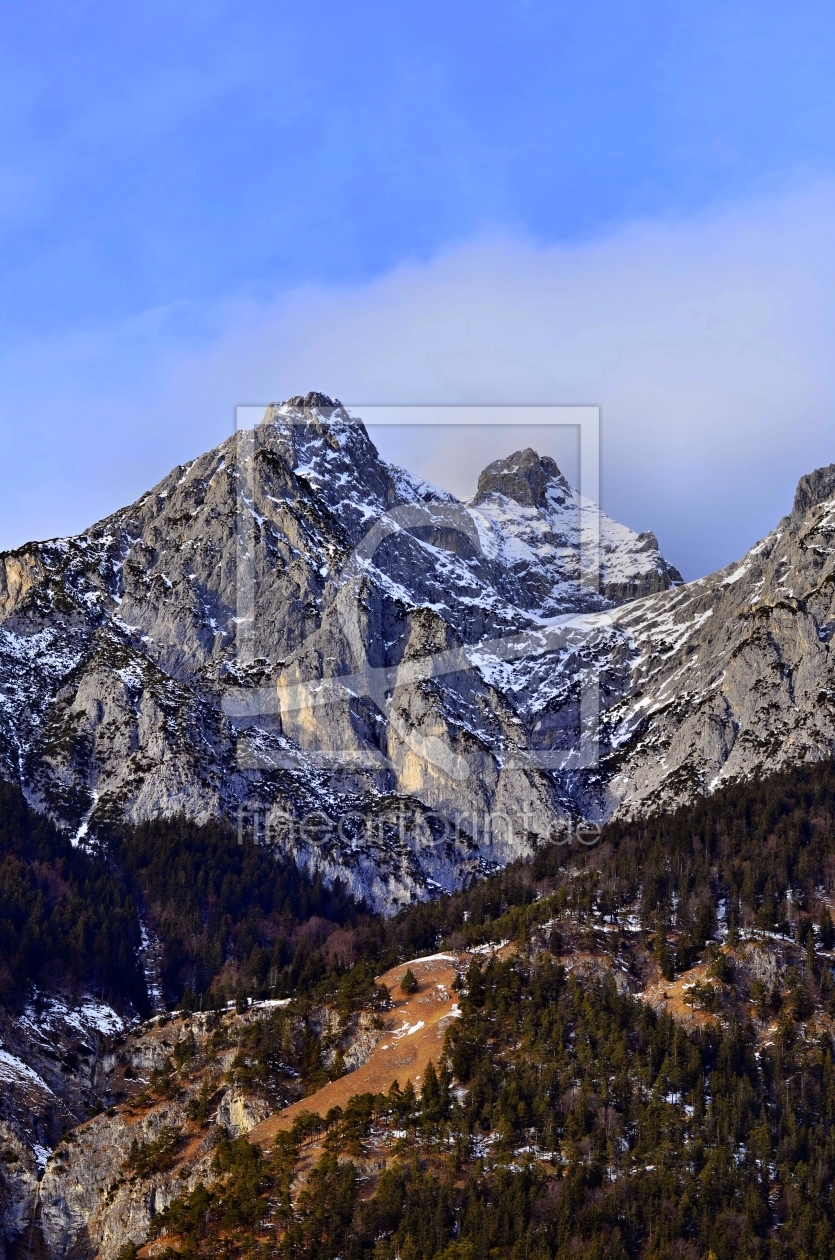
[1,391,829,907]
[595,487,835,816]
[791,462,835,524]
[520,475,835,821]
[473,448,567,508]
[31,1018,230,1260]
[0,994,128,1249]
[0,394,681,908]
[27,1000,385,1260]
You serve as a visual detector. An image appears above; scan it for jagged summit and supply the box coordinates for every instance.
[0,397,685,907]
[791,462,835,524]
[1,392,833,909]
[472,448,571,508]
[465,443,682,608]
[281,390,343,412]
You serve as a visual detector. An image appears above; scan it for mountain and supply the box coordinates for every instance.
[0,393,677,908]
[0,391,832,909]
[592,460,835,816]
[6,392,835,1258]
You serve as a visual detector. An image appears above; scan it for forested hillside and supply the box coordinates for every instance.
[7,759,835,1257]
[110,817,363,1009]
[0,781,145,1010]
[147,954,835,1259]
[5,756,835,1013]
[0,787,367,1015]
[134,759,835,1258]
[142,756,835,1260]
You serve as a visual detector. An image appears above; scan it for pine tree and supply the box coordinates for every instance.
[401,968,419,994]
[654,921,674,981]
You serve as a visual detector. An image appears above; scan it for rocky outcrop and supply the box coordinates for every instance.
[25,999,383,1259]
[520,478,835,820]
[468,446,682,609]
[791,462,835,524]
[597,486,835,816]
[473,448,566,508]
[0,994,129,1251]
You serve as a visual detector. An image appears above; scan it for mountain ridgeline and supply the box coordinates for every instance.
[2,392,834,911]
[0,393,679,911]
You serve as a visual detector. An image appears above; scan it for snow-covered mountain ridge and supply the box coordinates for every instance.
[0,392,832,907]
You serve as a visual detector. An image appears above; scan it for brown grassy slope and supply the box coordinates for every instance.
[248,955,459,1144]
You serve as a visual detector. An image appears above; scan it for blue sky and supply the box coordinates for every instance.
[2,1,835,575]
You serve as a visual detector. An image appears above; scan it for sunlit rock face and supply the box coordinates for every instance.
[1,391,831,908]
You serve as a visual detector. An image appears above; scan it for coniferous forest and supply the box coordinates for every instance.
[151,954,835,1260]
[6,761,835,1256]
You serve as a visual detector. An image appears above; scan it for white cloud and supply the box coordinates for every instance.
[2,181,834,577]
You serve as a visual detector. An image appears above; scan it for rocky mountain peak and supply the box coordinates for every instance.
[472,448,570,508]
[9,392,829,912]
[635,529,661,552]
[281,390,343,413]
[791,462,835,525]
